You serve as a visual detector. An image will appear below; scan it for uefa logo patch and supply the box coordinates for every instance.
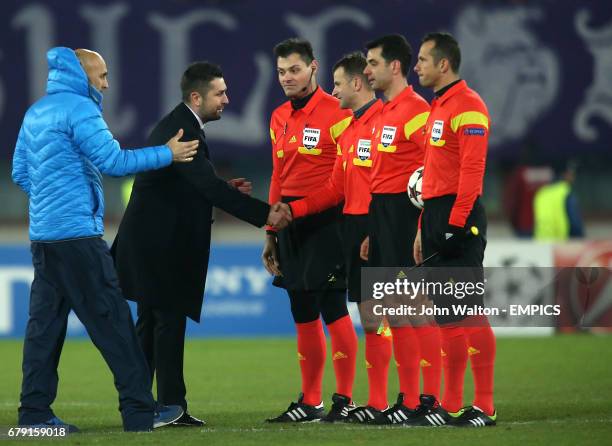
[464,127,486,136]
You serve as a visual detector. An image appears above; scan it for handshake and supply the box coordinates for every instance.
[266,202,293,230]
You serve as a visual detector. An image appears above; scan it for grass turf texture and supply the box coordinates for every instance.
[0,335,611,445]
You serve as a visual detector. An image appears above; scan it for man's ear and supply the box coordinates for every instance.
[190,91,201,106]
[390,59,402,76]
[440,59,450,74]
[311,59,319,74]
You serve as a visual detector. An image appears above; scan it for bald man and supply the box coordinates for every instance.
[12,47,199,432]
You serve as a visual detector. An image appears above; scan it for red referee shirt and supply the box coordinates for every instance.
[370,85,430,194]
[421,80,490,227]
[290,99,383,218]
[267,88,352,230]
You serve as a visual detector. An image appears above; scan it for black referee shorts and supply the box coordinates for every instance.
[343,214,369,302]
[273,196,346,291]
[368,193,420,267]
[421,195,488,324]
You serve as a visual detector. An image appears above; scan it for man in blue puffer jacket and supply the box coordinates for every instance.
[11,47,199,432]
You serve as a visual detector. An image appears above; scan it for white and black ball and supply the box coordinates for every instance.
[407,166,424,209]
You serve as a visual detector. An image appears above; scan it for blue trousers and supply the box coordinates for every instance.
[18,237,155,431]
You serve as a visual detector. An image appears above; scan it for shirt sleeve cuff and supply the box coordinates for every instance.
[448,211,467,228]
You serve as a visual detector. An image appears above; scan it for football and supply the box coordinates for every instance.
[407,166,424,209]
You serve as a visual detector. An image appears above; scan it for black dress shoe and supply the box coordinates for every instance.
[171,412,206,427]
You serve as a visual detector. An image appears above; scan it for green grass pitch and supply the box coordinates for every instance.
[1,335,611,445]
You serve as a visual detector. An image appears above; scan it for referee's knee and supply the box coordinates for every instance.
[320,290,349,325]
[288,291,320,324]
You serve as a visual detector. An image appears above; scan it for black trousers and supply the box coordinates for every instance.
[19,238,155,431]
[136,304,188,411]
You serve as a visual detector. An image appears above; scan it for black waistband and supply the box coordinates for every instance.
[423,194,482,209]
[371,192,406,199]
[281,196,304,203]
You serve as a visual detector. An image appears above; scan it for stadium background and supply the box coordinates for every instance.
[0,0,611,442]
[1,0,611,337]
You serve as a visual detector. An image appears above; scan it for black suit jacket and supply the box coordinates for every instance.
[112,103,270,321]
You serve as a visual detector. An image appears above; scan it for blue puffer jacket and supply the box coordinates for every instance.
[12,47,173,241]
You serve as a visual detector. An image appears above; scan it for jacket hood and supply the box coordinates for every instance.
[46,47,103,108]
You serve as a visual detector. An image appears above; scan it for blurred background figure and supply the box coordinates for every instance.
[533,160,584,241]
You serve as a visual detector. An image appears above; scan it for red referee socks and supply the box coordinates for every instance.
[415,325,442,398]
[465,317,496,416]
[440,316,496,416]
[390,325,420,409]
[365,331,392,410]
[440,326,468,413]
[296,319,326,406]
[327,315,358,399]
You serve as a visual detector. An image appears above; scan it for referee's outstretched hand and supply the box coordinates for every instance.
[262,233,282,276]
[267,202,292,230]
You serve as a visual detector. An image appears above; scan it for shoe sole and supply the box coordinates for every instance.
[266,417,322,423]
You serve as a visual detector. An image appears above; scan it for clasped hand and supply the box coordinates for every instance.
[266,202,292,230]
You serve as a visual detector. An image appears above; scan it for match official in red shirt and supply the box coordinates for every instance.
[360,34,442,424]
[262,38,357,423]
[414,32,497,427]
[288,52,384,422]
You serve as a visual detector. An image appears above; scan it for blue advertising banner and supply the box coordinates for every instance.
[1,0,611,163]
[0,243,309,338]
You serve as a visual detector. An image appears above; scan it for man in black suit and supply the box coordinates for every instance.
[111,62,291,426]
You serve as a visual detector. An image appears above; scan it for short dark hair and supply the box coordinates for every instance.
[421,32,461,73]
[365,34,412,77]
[181,61,223,102]
[273,38,315,64]
[332,51,369,86]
